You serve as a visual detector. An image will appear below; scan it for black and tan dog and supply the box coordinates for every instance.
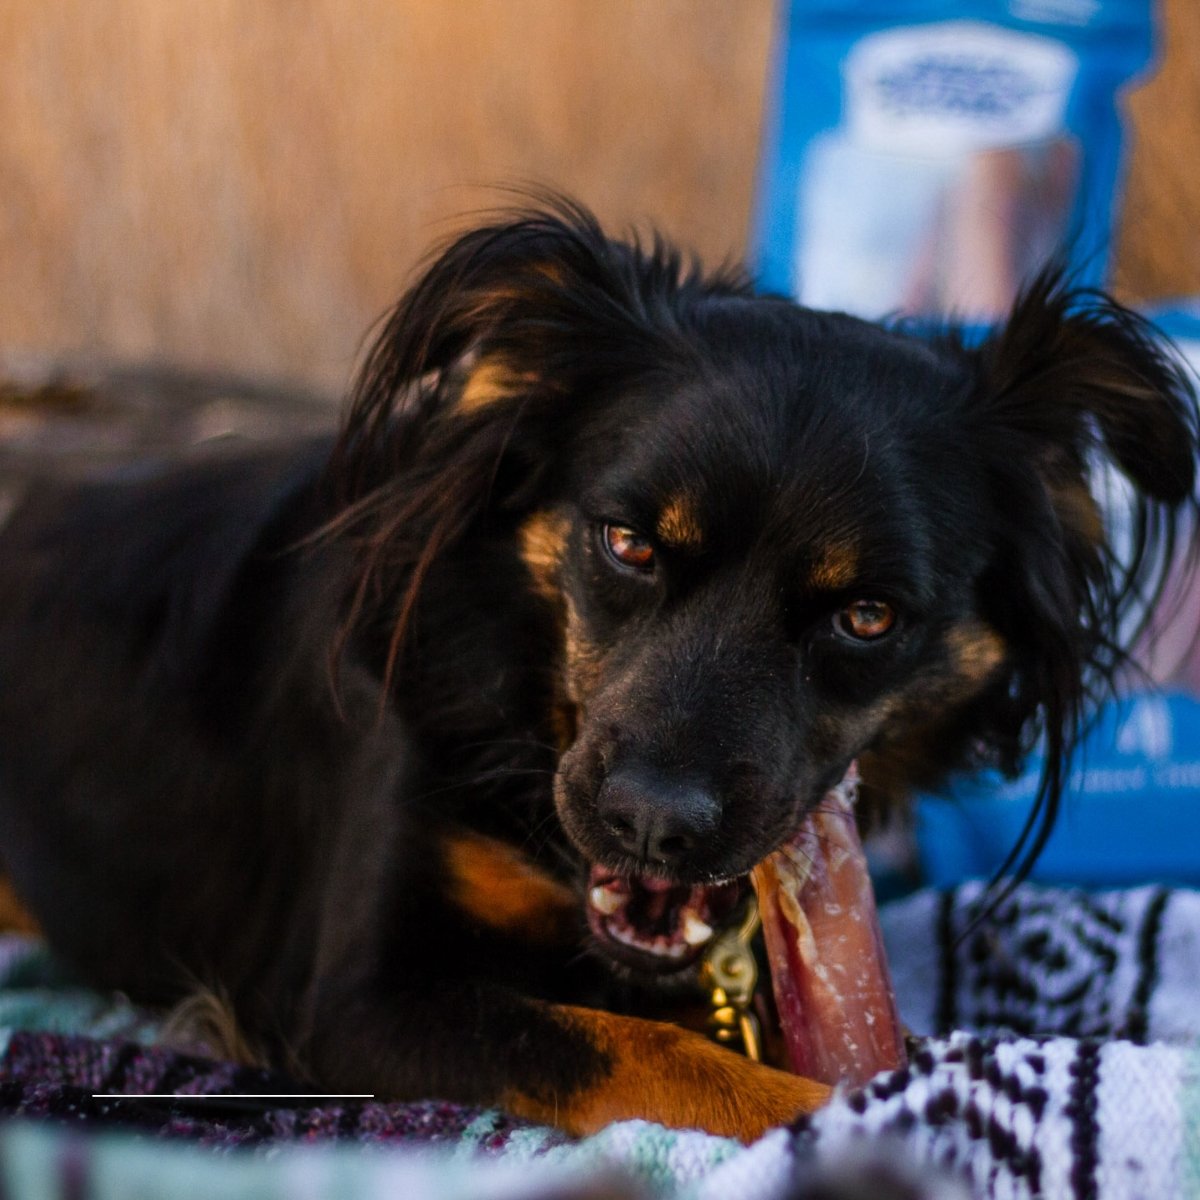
[0,200,1195,1140]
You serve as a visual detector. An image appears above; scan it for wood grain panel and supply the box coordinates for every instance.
[1113,0,1200,305]
[0,1,774,392]
[0,1,1194,394]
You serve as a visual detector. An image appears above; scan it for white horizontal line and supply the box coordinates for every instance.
[92,1093,375,1099]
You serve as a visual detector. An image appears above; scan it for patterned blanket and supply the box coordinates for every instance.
[0,882,1196,1199]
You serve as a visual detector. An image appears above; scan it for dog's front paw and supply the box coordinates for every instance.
[507,1007,830,1141]
[705,1053,831,1143]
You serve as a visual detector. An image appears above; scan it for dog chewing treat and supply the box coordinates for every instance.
[0,197,1196,1139]
[753,765,907,1087]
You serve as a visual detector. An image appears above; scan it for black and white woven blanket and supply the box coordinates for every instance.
[0,882,1196,1199]
[706,881,1200,1200]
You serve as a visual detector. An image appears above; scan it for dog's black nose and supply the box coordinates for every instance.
[596,766,721,865]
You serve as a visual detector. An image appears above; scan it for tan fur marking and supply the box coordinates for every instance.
[458,359,518,412]
[808,542,859,591]
[564,594,604,704]
[516,514,583,746]
[532,260,568,287]
[550,700,579,754]
[857,620,1009,819]
[655,493,705,551]
[504,1005,830,1139]
[0,876,38,935]
[518,510,568,604]
[945,622,1008,686]
[443,830,577,944]
[458,357,540,413]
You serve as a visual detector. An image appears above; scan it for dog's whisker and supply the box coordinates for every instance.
[457,736,560,754]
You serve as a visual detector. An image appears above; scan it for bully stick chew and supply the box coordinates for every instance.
[751,765,906,1088]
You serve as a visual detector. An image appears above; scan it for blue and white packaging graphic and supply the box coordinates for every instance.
[916,692,1200,887]
[756,0,1156,322]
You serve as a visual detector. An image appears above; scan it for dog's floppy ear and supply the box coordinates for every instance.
[333,198,730,497]
[324,198,746,687]
[979,269,1196,504]
[973,270,1197,637]
[966,269,1199,880]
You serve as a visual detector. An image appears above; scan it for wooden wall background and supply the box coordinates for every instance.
[0,0,1196,396]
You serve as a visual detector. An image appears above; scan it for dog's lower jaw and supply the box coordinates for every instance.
[584,868,744,975]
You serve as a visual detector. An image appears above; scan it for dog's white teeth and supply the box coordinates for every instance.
[590,885,624,915]
[681,911,714,946]
[609,924,686,957]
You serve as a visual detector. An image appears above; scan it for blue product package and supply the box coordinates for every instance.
[756,0,1156,323]
[916,692,1200,887]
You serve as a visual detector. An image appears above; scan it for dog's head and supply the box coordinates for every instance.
[333,199,1198,975]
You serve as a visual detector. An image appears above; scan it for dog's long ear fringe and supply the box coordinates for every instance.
[971,267,1200,905]
[320,196,749,699]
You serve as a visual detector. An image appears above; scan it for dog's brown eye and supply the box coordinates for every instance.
[602,524,655,572]
[834,600,895,641]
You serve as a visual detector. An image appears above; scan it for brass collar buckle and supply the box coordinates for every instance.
[699,897,762,1062]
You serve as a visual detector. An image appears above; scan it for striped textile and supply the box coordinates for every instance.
[0,883,1196,1199]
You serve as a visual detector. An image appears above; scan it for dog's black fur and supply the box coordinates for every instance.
[0,199,1195,1138]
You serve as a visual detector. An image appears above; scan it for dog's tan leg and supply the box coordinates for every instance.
[504,1004,830,1141]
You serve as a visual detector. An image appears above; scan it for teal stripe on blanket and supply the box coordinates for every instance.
[1182,1047,1200,1200]
[0,936,158,1049]
[0,1109,736,1200]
